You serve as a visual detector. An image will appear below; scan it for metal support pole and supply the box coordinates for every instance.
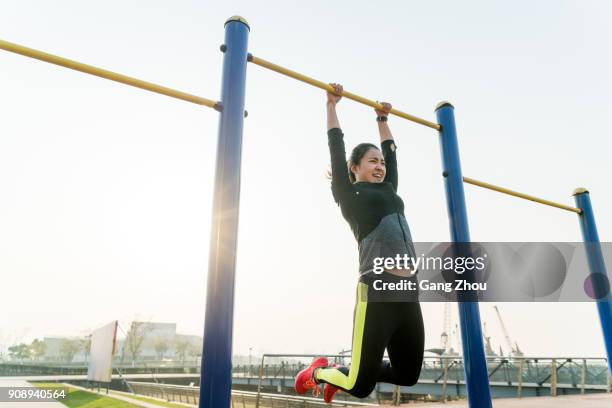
[442,357,449,403]
[436,102,492,408]
[393,385,401,406]
[581,359,586,394]
[199,16,250,408]
[550,359,557,397]
[517,358,524,398]
[573,188,612,376]
[256,355,265,408]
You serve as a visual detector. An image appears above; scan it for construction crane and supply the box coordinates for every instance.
[494,305,524,357]
[482,322,497,356]
[452,323,462,356]
[441,303,461,355]
[430,303,461,356]
[440,302,451,353]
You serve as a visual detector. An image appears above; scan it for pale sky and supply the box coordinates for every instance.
[0,0,611,359]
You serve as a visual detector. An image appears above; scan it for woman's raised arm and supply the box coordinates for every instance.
[376,102,399,191]
[327,83,342,130]
[327,84,352,203]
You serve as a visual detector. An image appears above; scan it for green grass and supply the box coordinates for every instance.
[32,382,194,408]
[31,383,144,407]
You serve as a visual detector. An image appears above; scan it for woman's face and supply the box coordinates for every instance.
[352,148,386,183]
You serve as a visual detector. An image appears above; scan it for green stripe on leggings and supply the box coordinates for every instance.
[315,282,368,390]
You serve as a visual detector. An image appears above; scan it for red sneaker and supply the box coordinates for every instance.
[323,363,340,403]
[323,383,340,403]
[294,357,328,396]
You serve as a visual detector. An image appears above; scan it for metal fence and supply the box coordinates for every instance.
[253,353,611,403]
[126,382,378,408]
[3,354,610,403]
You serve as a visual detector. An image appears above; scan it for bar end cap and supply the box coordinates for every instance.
[225,16,250,30]
[435,101,454,111]
[572,187,589,196]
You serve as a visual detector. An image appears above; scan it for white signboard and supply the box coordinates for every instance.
[87,320,117,383]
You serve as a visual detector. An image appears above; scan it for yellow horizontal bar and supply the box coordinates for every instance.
[0,39,219,109]
[463,176,581,214]
[249,55,440,130]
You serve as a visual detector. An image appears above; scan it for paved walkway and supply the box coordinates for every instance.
[0,380,191,408]
[0,379,64,407]
[110,389,196,407]
[400,393,612,407]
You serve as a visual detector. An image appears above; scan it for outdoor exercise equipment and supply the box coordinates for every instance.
[1,15,610,408]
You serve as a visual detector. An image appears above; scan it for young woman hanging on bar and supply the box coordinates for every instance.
[294,83,425,403]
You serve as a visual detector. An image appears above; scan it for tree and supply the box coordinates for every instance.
[59,339,80,362]
[174,338,190,362]
[29,339,46,361]
[8,343,30,361]
[188,342,203,362]
[80,335,92,363]
[153,336,171,360]
[125,322,151,363]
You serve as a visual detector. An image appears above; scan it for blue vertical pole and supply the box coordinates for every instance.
[435,102,492,408]
[573,188,612,375]
[199,16,249,408]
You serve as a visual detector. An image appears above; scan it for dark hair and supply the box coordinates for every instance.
[348,143,379,183]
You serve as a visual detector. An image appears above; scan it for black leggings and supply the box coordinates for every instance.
[315,274,425,398]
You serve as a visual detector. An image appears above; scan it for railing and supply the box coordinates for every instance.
[126,382,378,408]
[0,359,201,368]
[0,361,201,377]
[128,381,199,405]
[252,354,611,405]
[3,355,610,401]
[233,390,378,408]
[254,354,362,408]
[421,356,611,400]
